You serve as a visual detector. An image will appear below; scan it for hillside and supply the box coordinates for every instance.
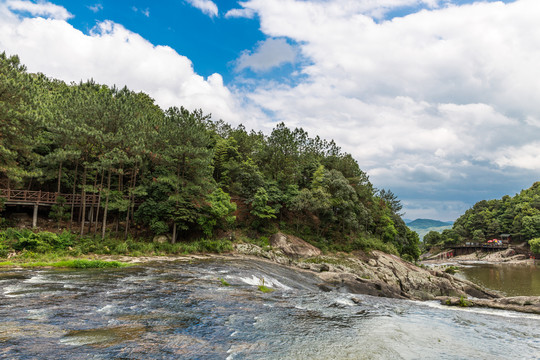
[406,219,453,241]
[0,52,421,261]
[406,219,453,229]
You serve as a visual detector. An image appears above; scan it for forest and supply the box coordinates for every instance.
[0,52,420,260]
[424,181,540,250]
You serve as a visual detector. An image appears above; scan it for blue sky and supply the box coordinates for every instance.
[1,0,538,222]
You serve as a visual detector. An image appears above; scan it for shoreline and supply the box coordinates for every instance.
[2,238,539,315]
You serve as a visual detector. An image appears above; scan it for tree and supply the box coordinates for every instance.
[529,238,540,254]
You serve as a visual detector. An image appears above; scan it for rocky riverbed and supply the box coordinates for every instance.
[98,232,539,314]
[233,233,540,314]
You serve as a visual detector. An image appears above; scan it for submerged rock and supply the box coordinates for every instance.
[439,296,540,314]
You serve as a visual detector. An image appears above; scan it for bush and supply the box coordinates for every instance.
[529,238,540,254]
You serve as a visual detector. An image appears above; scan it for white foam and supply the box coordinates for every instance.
[237,275,292,290]
[97,304,115,314]
[24,274,48,284]
[3,284,25,297]
[419,300,540,320]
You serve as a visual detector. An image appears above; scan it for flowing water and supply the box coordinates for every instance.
[457,262,540,297]
[1,258,539,359]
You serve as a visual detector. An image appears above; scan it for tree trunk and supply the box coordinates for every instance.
[172,222,177,244]
[57,161,63,194]
[124,168,138,240]
[116,167,123,235]
[101,169,112,239]
[79,165,88,237]
[88,171,98,234]
[94,169,105,234]
[69,160,79,230]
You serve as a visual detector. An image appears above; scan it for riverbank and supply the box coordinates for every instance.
[97,232,540,314]
[2,231,539,314]
[422,247,534,266]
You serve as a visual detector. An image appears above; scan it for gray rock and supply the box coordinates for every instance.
[153,235,169,244]
[269,232,322,258]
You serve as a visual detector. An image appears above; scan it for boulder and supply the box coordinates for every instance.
[153,235,170,244]
[269,232,322,258]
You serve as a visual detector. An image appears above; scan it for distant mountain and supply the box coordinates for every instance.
[406,219,453,240]
[406,218,453,229]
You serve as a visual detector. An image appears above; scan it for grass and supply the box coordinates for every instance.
[219,277,230,286]
[0,259,128,268]
[0,228,234,266]
[257,278,274,293]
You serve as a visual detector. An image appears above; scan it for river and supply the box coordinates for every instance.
[457,262,540,297]
[1,258,539,359]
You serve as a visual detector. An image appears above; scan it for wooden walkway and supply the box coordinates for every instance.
[450,243,508,256]
[1,188,97,206]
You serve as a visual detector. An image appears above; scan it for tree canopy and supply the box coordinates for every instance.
[0,52,419,259]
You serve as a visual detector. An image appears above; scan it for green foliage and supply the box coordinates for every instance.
[218,277,231,286]
[197,188,236,236]
[0,259,127,268]
[444,266,460,274]
[250,187,278,220]
[453,182,540,242]
[529,238,540,254]
[458,296,472,307]
[0,53,419,259]
[257,278,274,293]
[49,196,70,221]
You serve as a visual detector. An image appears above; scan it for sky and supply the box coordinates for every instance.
[1,0,539,222]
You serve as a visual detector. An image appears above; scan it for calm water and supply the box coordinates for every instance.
[1,258,539,359]
[457,262,540,297]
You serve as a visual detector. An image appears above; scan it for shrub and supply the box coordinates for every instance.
[529,238,540,254]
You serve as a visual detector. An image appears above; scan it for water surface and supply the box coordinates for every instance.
[457,262,540,296]
[1,258,539,359]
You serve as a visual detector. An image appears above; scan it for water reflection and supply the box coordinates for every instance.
[458,262,540,296]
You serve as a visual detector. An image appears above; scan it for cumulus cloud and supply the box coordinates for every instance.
[0,1,250,124]
[225,7,256,19]
[235,0,540,219]
[6,0,72,20]
[235,38,297,72]
[186,0,218,18]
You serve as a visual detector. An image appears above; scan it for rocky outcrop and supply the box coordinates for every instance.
[233,234,540,314]
[311,251,498,300]
[269,232,322,258]
[439,296,540,314]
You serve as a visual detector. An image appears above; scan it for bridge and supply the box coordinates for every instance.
[0,189,97,206]
[1,189,101,228]
[450,243,508,256]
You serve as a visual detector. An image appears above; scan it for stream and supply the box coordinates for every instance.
[1,258,539,359]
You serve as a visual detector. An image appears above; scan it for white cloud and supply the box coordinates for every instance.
[234,0,540,219]
[6,0,72,20]
[88,4,103,13]
[495,142,540,170]
[0,2,251,124]
[235,38,297,72]
[186,0,218,18]
[225,7,256,19]
[132,6,150,17]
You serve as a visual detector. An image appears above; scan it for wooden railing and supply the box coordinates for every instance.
[1,189,98,206]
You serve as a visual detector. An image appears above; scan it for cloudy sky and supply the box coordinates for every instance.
[1,0,539,221]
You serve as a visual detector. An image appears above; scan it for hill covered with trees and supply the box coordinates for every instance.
[0,52,420,260]
[424,182,540,250]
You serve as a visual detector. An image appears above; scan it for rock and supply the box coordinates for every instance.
[153,235,169,244]
[269,232,322,258]
[439,296,540,314]
[501,248,516,258]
